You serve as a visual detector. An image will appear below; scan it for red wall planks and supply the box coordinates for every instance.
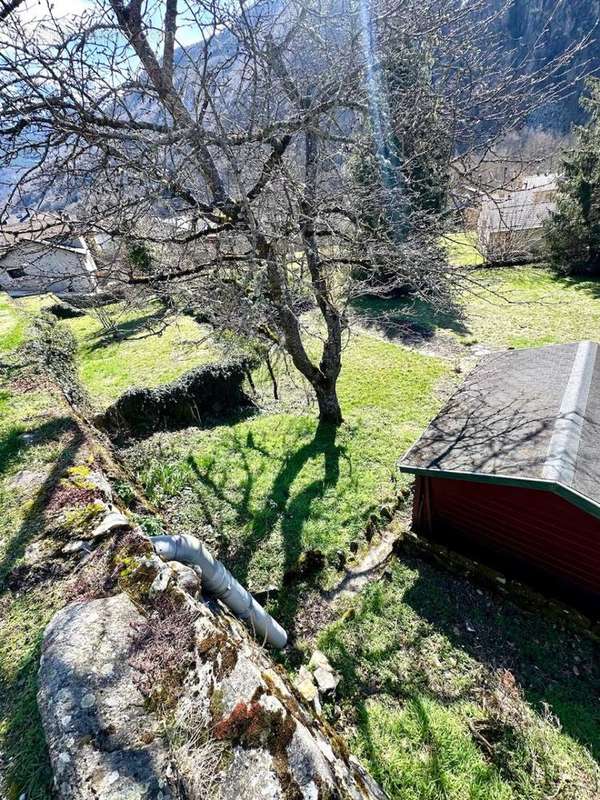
[413,476,600,613]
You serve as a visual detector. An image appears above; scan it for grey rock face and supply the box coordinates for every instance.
[38,576,387,800]
[38,594,174,800]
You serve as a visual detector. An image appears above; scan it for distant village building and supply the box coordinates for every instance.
[477,174,558,262]
[0,216,98,297]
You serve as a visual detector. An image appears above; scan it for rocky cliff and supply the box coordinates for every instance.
[498,0,600,130]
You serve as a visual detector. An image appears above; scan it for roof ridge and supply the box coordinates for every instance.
[542,340,597,486]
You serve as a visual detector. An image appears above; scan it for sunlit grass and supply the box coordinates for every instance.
[64,303,214,408]
[0,368,67,798]
[445,231,485,267]
[318,560,600,800]
[460,267,600,348]
[126,334,449,593]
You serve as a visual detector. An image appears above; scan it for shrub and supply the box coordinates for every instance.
[46,301,86,319]
[99,360,254,439]
[19,313,90,410]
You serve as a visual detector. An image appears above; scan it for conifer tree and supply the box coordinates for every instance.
[545,79,600,276]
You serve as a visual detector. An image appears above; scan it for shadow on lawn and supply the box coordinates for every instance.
[320,589,504,798]
[319,555,599,796]
[86,310,168,351]
[0,414,85,798]
[0,416,84,587]
[351,295,470,344]
[401,556,600,759]
[552,273,600,301]
[188,420,347,627]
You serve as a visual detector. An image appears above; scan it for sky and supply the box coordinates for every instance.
[13,0,203,47]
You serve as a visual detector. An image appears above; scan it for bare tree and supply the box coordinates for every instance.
[0,0,26,22]
[0,0,589,423]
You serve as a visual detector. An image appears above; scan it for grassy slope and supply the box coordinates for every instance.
[63,304,214,409]
[0,296,75,798]
[460,268,600,349]
[128,334,448,594]
[69,269,599,798]
[3,262,599,800]
[330,252,600,797]
[319,561,599,800]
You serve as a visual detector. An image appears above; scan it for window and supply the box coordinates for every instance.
[6,267,26,279]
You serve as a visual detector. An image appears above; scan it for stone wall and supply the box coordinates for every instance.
[38,512,387,800]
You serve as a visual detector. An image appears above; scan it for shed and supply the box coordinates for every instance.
[399,342,600,613]
[477,173,557,262]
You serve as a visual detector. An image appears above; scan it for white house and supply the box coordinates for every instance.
[0,217,98,297]
[477,174,558,262]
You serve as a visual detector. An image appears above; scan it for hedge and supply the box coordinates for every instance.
[99,360,253,439]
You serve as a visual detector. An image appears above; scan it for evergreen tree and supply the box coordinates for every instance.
[545,79,600,276]
[352,33,452,293]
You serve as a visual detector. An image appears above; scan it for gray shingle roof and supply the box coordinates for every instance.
[399,342,600,514]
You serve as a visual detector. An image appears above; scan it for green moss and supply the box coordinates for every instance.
[210,688,225,723]
[61,502,105,537]
[63,464,95,490]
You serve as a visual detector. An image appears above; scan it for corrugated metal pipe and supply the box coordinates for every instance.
[151,534,288,649]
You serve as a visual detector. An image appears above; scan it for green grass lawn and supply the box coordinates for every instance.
[460,268,600,349]
[0,294,27,353]
[319,559,600,800]
[445,231,485,267]
[0,297,75,798]
[126,333,448,598]
[9,293,214,409]
[63,303,214,409]
[354,266,600,351]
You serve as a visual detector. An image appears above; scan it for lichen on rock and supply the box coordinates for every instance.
[37,491,387,800]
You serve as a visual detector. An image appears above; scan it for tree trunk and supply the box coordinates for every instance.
[265,353,279,400]
[315,383,343,425]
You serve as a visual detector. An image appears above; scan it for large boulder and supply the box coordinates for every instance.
[38,572,387,800]
[38,593,174,799]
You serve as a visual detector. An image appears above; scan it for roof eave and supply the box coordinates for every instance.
[398,464,600,522]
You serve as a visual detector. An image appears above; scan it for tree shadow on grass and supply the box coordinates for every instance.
[401,555,600,759]
[551,272,600,301]
[0,415,85,799]
[0,638,54,800]
[351,295,470,344]
[186,430,257,531]
[240,420,345,580]
[0,416,84,589]
[321,617,504,799]
[187,420,347,629]
[86,310,168,351]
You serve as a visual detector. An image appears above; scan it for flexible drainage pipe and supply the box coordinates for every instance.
[151,534,288,649]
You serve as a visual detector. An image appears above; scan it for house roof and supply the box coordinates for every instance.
[0,213,88,255]
[399,342,600,517]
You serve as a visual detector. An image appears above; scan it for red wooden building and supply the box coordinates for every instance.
[399,341,600,615]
